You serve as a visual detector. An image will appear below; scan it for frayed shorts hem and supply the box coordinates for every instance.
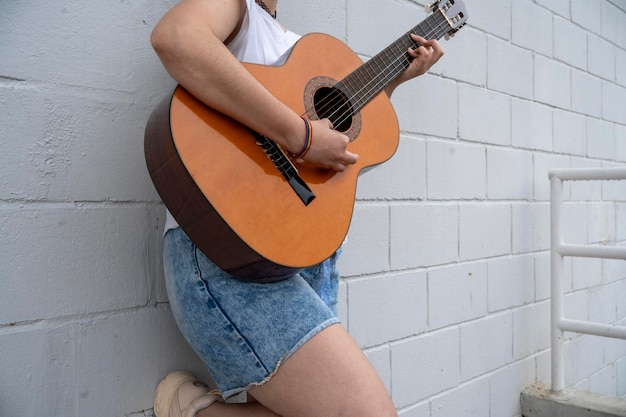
[222,317,340,399]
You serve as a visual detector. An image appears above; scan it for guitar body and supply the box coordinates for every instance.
[145,33,399,281]
[144,0,469,282]
[145,0,468,281]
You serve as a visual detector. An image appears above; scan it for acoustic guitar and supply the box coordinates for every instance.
[144,0,468,282]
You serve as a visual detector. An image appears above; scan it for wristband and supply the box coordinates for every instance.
[289,117,313,159]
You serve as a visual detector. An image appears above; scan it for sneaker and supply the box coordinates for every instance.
[154,371,222,417]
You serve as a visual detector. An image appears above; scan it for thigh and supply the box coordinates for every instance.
[248,323,398,417]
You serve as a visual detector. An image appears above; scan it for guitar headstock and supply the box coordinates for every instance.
[426,0,468,40]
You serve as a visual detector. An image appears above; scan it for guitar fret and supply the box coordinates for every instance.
[363,64,375,82]
[372,56,384,74]
[339,6,458,114]
[342,74,362,100]
[343,75,358,93]
[422,17,434,35]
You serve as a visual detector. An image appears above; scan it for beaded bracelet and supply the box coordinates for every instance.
[289,117,313,159]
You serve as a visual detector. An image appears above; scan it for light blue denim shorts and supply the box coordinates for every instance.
[162,227,341,398]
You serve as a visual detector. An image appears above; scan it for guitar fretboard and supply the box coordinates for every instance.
[338,10,449,115]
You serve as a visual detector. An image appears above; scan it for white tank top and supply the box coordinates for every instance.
[227,0,301,64]
[163,0,301,233]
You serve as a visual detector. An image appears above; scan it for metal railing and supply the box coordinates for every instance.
[550,167,626,392]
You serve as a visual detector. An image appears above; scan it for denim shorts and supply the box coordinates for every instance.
[162,227,341,398]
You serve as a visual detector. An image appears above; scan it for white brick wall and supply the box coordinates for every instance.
[1,1,625,416]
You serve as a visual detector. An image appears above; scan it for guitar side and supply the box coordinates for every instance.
[145,33,400,281]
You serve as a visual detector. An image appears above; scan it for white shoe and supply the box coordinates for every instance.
[154,371,222,417]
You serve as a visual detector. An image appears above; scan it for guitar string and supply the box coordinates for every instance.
[306,17,450,132]
[310,15,449,128]
[322,19,448,129]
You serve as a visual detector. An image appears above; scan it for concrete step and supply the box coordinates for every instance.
[521,383,626,417]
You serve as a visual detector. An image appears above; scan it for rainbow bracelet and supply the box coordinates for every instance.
[290,117,313,159]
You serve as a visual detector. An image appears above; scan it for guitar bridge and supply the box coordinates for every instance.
[250,130,316,206]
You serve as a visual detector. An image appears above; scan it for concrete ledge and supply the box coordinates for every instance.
[521,382,626,417]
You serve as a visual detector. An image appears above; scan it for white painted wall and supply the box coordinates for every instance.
[1,1,625,416]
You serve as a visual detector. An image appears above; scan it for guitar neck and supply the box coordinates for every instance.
[338,9,450,113]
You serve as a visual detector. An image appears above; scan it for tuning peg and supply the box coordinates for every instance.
[444,23,466,40]
[424,1,440,13]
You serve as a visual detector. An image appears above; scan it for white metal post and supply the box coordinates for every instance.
[550,173,565,392]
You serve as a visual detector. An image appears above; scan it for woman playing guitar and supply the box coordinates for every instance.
[149,1,443,416]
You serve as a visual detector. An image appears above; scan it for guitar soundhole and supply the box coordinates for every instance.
[313,87,353,132]
[304,76,362,141]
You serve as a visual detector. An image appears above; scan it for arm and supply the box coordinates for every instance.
[151,0,357,171]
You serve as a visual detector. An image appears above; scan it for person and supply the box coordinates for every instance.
[149,1,443,416]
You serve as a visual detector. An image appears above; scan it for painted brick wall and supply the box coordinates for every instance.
[1,0,625,416]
